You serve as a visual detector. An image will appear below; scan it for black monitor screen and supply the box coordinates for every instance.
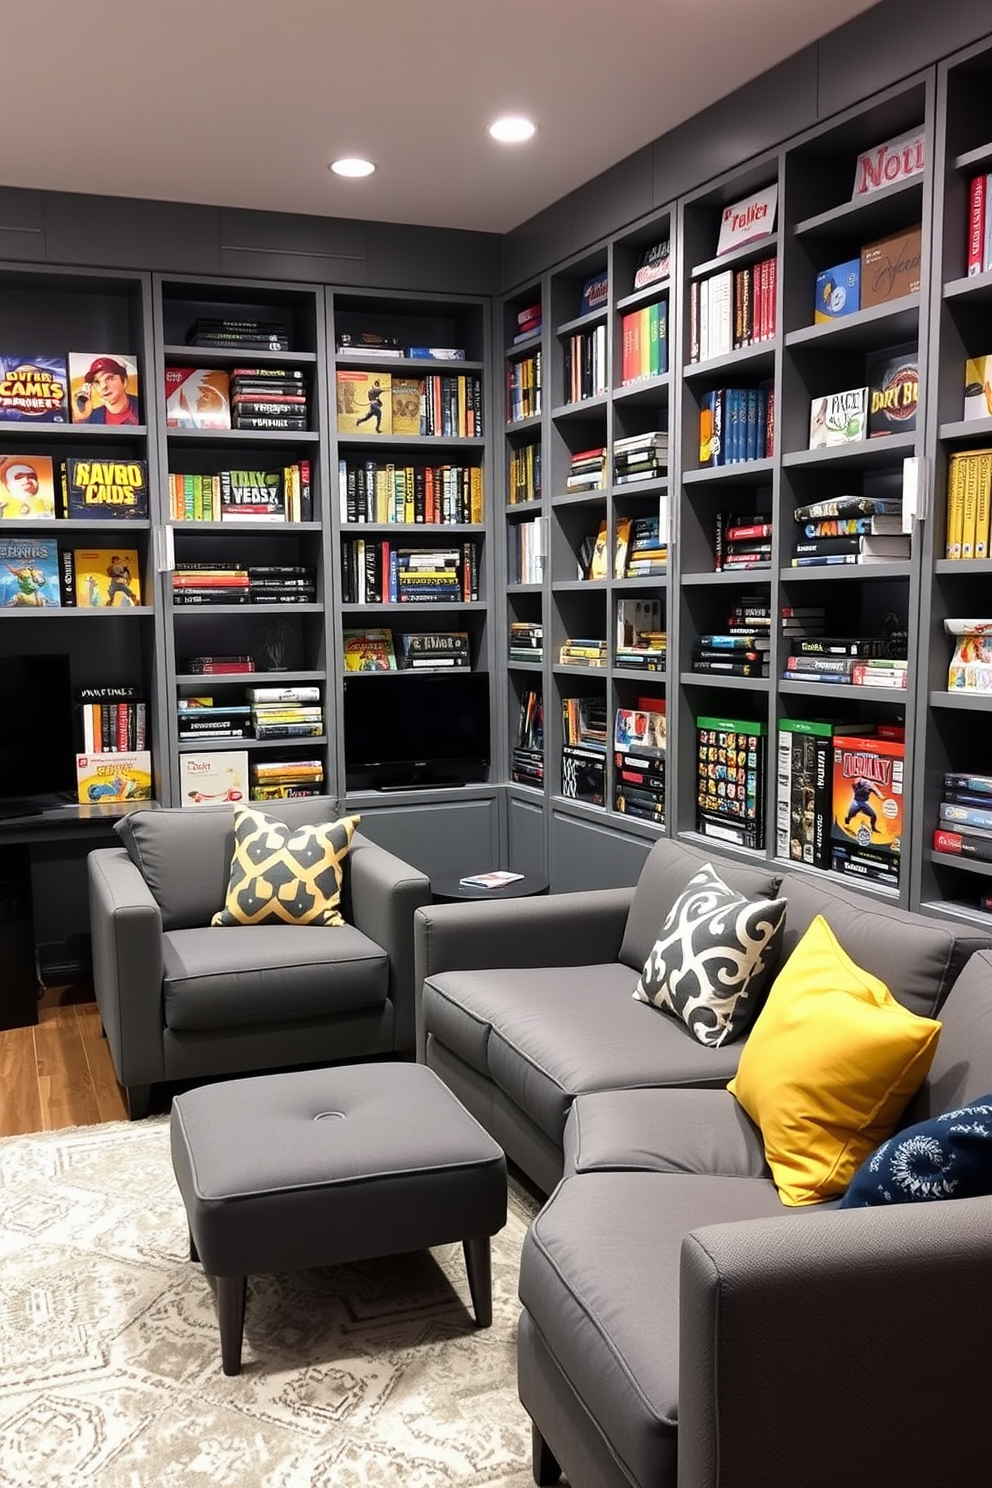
[344,671,491,789]
[0,653,77,804]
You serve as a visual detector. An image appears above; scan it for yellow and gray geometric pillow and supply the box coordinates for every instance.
[211,806,360,927]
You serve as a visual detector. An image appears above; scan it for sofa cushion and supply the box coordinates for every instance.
[729,915,942,1206]
[564,1087,770,1180]
[162,924,389,1031]
[632,862,786,1045]
[422,964,742,1152]
[838,1096,992,1208]
[619,837,780,973]
[211,807,359,927]
[115,798,346,930]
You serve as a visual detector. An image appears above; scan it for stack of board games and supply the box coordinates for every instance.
[248,565,316,604]
[0,357,69,422]
[613,430,668,483]
[614,699,666,823]
[692,631,769,678]
[229,368,308,431]
[249,757,325,800]
[186,318,290,351]
[830,727,905,885]
[249,685,323,740]
[696,715,767,848]
[172,564,250,606]
[177,698,251,741]
[933,771,992,867]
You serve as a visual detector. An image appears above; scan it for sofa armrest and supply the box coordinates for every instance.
[678,1198,992,1488]
[88,846,166,1088]
[346,832,432,1053]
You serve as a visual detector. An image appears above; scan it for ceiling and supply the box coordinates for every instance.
[6,0,884,237]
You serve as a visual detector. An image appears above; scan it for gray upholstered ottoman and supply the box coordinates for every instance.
[170,1063,507,1374]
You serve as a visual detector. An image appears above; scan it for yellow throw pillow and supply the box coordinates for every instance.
[727,914,941,1206]
[211,807,360,927]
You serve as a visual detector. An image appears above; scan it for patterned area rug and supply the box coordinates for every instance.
[0,1119,544,1487]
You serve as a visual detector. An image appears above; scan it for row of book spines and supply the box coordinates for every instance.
[505,354,542,422]
[944,448,992,559]
[168,464,312,523]
[77,699,147,753]
[562,324,608,403]
[339,461,483,525]
[619,299,668,385]
[689,255,777,364]
[340,540,480,604]
[698,386,773,466]
[508,443,541,503]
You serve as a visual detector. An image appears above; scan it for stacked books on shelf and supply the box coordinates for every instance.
[614,698,665,823]
[944,448,992,560]
[338,458,482,525]
[168,464,312,523]
[177,697,251,741]
[782,631,908,687]
[508,443,541,504]
[249,757,325,801]
[696,715,767,849]
[509,515,545,584]
[619,300,668,384]
[561,694,608,805]
[622,514,667,576]
[336,331,403,358]
[699,387,772,466]
[512,687,543,788]
[250,686,323,740]
[616,597,666,670]
[566,446,606,492]
[689,255,776,363]
[559,637,607,668]
[186,318,289,351]
[343,627,396,671]
[178,654,254,675]
[171,563,315,606]
[562,324,607,404]
[613,430,668,484]
[831,726,905,886]
[934,771,992,866]
[692,632,769,678]
[509,620,543,663]
[229,368,309,432]
[513,302,542,344]
[506,353,542,421]
[946,618,992,691]
[714,510,772,571]
[792,492,906,567]
[340,539,479,603]
[395,631,470,670]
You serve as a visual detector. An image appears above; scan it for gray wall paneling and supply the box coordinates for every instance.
[549,809,651,894]
[348,792,499,881]
[507,792,548,878]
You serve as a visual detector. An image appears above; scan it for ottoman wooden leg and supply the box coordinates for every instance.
[532,1421,562,1485]
[216,1274,247,1376]
[463,1235,492,1327]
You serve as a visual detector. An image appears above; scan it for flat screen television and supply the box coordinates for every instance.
[0,653,78,815]
[344,671,491,790]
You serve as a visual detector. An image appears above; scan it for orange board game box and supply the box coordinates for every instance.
[831,731,905,860]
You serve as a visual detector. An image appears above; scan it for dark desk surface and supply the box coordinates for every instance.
[431,871,550,903]
[0,798,152,845]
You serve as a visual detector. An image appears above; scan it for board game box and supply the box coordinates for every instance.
[0,357,68,422]
[0,455,56,518]
[178,750,249,807]
[164,367,231,429]
[831,731,904,863]
[68,354,140,425]
[0,536,61,606]
[61,458,149,519]
[73,548,142,607]
[336,370,393,434]
[75,750,152,804]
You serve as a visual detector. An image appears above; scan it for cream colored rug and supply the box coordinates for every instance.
[0,1118,544,1487]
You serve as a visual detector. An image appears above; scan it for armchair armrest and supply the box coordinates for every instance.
[88,846,166,1088]
[678,1198,992,1488]
[346,832,431,1053]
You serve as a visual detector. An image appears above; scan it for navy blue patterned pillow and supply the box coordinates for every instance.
[839,1096,992,1207]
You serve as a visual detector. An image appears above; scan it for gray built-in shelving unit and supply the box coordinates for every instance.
[4,0,992,943]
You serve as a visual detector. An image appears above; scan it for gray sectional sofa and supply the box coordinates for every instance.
[414,837,992,1488]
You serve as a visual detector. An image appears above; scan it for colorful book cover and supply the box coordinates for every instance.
[74,548,142,607]
[336,370,393,434]
[831,733,904,860]
[75,749,152,804]
[343,627,396,671]
[164,367,231,429]
[68,354,140,426]
[60,458,149,519]
[0,536,61,606]
[809,387,868,447]
[866,343,918,438]
[178,750,249,807]
[218,469,286,522]
[391,377,424,435]
[0,455,56,518]
[0,357,68,422]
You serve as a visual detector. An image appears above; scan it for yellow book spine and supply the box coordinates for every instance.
[946,454,965,559]
[975,452,992,561]
[961,453,980,559]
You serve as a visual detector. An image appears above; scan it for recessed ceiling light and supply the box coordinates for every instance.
[329,157,376,178]
[488,116,537,144]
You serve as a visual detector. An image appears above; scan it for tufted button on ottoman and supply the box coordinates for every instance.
[170,1063,507,1374]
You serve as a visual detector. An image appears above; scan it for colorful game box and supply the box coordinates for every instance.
[831,731,904,864]
[61,458,149,519]
[814,260,860,322]
[0,536,61,606]
[68,354,140,426]
[0,455,56,518]
[866,343,919,438]
[75,750,152,804]
[809,387,868,447]
[0,357,68,422]
[74,548,142,607]
[178,750,249,807]
[164,367,231,429]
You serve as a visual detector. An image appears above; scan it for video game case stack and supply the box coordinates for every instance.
[614,698,666,824]
[792,492,909,568]
[831,726,905,886]
[172,563,250,606]
[249,685,323,740]
[74,684,147,754]
[613,430,668,485]
[177,697,251,741]
[782,632,908,689]
[696,715,768,849]
[229,368,308,432]
[509,620,543,663]
[394,631,470,669]
[623,515,667,576]
[512,688,543,788]
[249,757,325,800]
[714,511,773,571]
[186,319,290,352]
[691,631,769,678]
[933,771,992,867]
[559,637,607,667]
[249,565,316,604]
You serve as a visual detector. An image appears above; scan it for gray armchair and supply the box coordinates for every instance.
[89,800,431,1117]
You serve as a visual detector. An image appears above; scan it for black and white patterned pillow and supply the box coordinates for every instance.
[632,862,786,1046]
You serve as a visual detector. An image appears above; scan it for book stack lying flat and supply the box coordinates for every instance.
[782,632,907,686]
[248,566,316,605]
[172,564,250,606]
[249,757,325,800]
[559,637,607,667]
[179,654,253,675]
[566,446,606,491]
[336,331,403,358]
[186,318,290,352]
[614,698,665,824]
[623,515,667,576]
[714,511,772,571]
[395,631,470,669]
[613,430,668,485]
[229,368,308,432]
[509,620,543,663]
[177,700,251,740]
[934,771,992,868]
[692,632,769,678]
[249,685,324,740]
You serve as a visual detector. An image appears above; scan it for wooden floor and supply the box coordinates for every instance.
[0,983,127,1137]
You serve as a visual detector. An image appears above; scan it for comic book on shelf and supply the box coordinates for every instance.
[0,357,68,422]
[68,354,140,425]
[60,458,149,519]
[0,455,56,518]
[0,536,61,606]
